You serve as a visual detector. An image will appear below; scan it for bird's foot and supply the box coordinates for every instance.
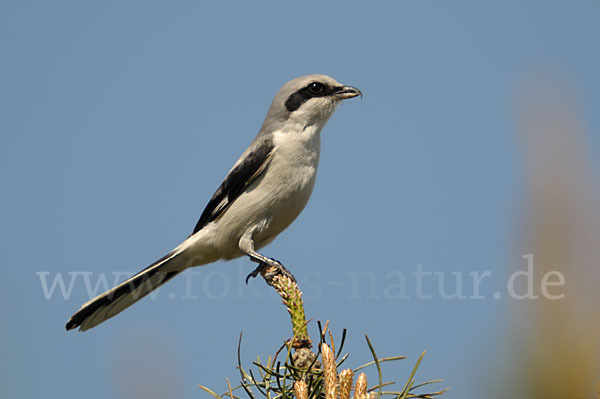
[245,262,264,283]
[246,257,296,284]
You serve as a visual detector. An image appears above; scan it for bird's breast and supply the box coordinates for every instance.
[270,128,321,190]
[214,128,322,258]
[250,130,321,247]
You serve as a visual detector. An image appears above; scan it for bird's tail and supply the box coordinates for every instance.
[65,249,186,331]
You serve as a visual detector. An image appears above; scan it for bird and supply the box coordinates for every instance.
[65,74,361,331]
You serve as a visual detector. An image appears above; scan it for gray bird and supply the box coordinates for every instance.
[66,74,361,331]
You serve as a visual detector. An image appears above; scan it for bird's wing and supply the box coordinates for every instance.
[192,137,274,234]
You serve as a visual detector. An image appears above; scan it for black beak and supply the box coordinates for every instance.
[332,85,362,100]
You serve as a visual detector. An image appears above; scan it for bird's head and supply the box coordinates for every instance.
[261,74,362,132]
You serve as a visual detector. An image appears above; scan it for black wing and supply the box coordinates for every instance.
[192,137,274,234]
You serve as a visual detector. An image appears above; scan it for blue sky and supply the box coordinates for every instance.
[2,1,599,398]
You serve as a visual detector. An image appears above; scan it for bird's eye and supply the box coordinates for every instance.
[308,82,325,95]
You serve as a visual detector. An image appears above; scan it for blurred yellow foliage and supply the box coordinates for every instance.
[513,73,600,398]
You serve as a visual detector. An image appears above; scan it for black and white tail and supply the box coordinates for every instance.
[65,250,184,331]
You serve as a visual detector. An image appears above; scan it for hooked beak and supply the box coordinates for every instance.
[332,85,362,100]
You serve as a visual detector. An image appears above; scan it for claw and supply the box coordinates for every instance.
[246,262,264,284]
[268,259,296,283]
[245,256,297,285]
